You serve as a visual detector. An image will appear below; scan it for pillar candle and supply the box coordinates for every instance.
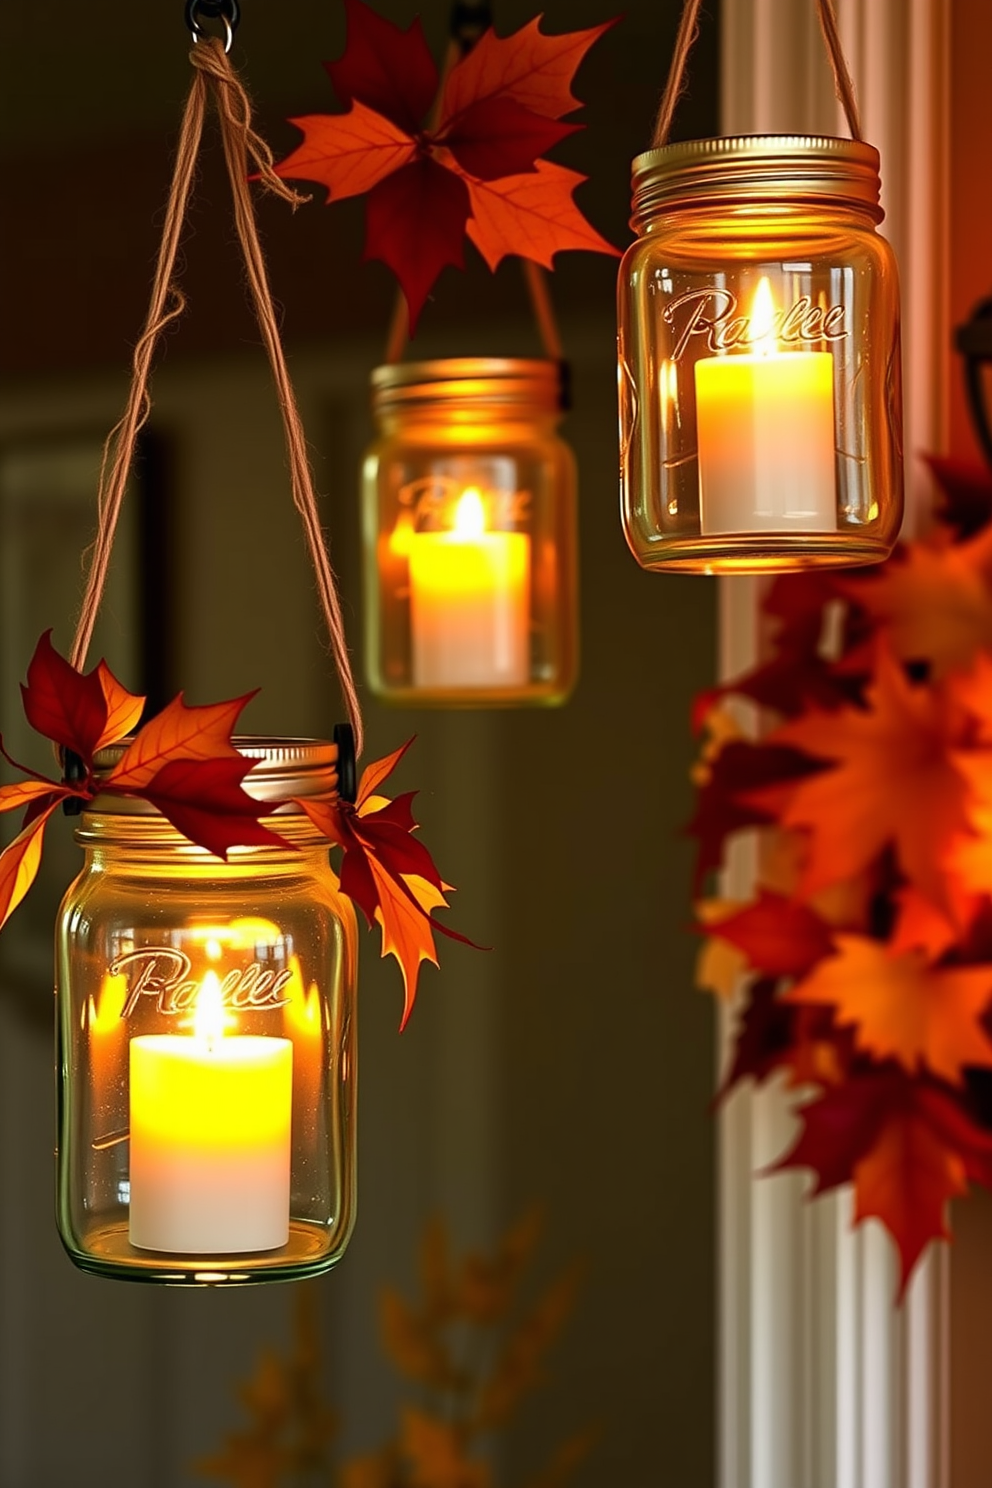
[409,488,530,688]
[129,974,292,1254]
[694,279,838,535]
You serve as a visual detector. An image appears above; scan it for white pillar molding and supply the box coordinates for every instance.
[718,4,950,1486]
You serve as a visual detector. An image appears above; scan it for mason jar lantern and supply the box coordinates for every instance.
[362,358,579,705]
[618,136,903,572]
[56,739,358,1285]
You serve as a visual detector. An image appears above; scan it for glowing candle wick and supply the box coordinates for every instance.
[193,970,228,1049]
[453,487,487,538]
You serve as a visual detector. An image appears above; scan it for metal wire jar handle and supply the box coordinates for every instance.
[651,0,864,149]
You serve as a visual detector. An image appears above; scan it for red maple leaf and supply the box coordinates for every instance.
[20,630,146,769]
[274,0,618,328]
[139,757,287,861]
[105,692,251,791]
[686,736,820,890]
[698,890,835,978]
[297,739,478,1029]
[777,1069,992,1294]
[0,635,470,1020]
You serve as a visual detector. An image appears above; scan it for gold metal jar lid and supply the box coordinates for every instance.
[371,357,563,415]
[85,737,341,818]
[631,135,883,229]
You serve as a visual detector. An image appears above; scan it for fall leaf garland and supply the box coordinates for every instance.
[0,632,465,1023]
[273,0,619,329]
[691,457,992,1294]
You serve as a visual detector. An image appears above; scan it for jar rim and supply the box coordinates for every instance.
[630,134,883,227]
[371,357,564,415]
[89,735,340,816]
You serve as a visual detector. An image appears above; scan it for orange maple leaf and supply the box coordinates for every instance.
[298,740,473,1029]
[460,160,619,272]
[767,646,971,908]
[0,779,72,815]
[94,661,145,752]
[274,2,617,327]
[841,523,992,679]
[784,933,992,1084]
[106,692,253,791]
[276,101,417,201]
[0,802,62,932]
[438,16,615,123]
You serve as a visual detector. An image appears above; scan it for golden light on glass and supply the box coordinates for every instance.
[618,135,903,571]
[128,969,293,1255]
[408,487,531,689]
[362,358,578,705]
[56,737,358,1285]
[695,277,837,535]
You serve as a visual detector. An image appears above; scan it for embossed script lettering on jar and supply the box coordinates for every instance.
[112,947,294,1017]
[662,288,850,361]
[397,474,532,528]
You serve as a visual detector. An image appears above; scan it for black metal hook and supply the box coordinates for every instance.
[185,0,240,51]
[450,1,493,52]
[333,724,358,805]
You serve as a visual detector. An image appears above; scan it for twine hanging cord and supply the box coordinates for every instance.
[71,37,364,756]
[651,0,863,148]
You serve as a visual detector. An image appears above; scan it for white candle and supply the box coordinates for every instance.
[694,279,837,535]
[409,488,530,688]
[129,973,292,1254]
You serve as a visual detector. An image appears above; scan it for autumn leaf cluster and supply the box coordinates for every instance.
[273,0,618,329]
[198,1212,594,1488]
[691,457,992,1293]
[0,634,468,1024]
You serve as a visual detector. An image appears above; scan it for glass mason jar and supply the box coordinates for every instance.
[56,739,358,1285]
[362,358,579,705]
[618,136,903,572]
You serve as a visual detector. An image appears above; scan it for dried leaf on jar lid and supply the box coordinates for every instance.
[138,756,287,861]
[106,691,253,791]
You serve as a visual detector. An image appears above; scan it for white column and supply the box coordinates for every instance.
[718,4,950,1486]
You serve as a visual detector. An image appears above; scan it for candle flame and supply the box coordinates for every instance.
[453,487,487,539]
[750,277,778,356]
[194,970,228,1044]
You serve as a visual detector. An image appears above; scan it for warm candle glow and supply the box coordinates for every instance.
[452,486,486,538]
[749,276,777,352]
[694,276,837,536]
[129,956,293,1256]
[408,485,531,689]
